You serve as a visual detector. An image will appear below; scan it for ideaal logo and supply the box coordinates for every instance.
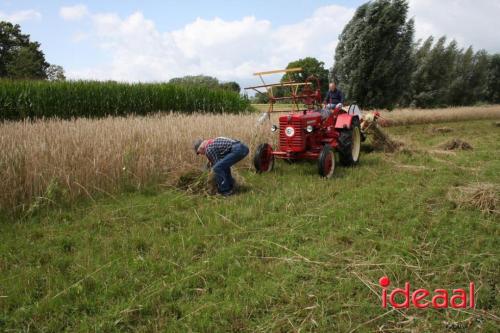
[379,276,475,309]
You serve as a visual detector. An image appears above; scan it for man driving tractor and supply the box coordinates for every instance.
[320,81,345,120]
[323,82,344,109]
[194,137,249,196]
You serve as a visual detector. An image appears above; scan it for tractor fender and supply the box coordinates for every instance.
[335,113,357,129]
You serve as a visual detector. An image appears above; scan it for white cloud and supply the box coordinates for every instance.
[60,4,89,21]
[68,5,355,83]
[273,5,354,64]
[0,9,41,23]
[409,0,500,52]
[67,1,500,83]
[71,31,89,43]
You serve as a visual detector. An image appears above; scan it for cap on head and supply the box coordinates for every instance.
[193,139,203,154]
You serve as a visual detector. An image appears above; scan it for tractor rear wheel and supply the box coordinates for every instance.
[253,143,274,173]
[318,145,335,178]
[339,117,361,166]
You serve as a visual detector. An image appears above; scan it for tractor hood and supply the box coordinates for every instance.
[278,111,322,152]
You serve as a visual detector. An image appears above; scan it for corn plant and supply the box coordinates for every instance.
[0,80,251,120]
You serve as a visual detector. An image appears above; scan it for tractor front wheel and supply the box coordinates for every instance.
[318,145,335,178]
[253,143,275,173]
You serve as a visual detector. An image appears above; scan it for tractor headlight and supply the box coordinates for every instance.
[306,125,314,133]
[271,125,278,132]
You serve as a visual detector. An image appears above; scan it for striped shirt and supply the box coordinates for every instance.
[205,137,238,164]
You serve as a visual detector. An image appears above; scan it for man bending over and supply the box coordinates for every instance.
[194,137,249,196]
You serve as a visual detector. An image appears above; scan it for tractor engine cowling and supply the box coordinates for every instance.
[279,112,322,152]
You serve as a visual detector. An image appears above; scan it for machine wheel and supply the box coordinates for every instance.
[318,145,335,178]
[339,117,361,166]
[253,143,275,173]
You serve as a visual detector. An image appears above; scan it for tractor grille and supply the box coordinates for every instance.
[279,119,304,152]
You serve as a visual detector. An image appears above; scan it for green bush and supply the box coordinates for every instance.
[0,80,250,120]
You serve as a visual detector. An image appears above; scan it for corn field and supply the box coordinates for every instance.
[0,80,250,120]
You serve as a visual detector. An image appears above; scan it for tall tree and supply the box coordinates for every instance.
[168,75,220,88]
[447,45,473,106]
[281,57,329,96]
[46,64,66,81]
[411,38,490,107]
[333,0,414,109]
[469,50,489,103]
[487,54,500,103]
[410,37,459,107]
[405,36,433,106]
[0,21,49,79]
[219,81,241,93]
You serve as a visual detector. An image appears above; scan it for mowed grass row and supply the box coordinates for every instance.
[0,120,498,331]
[0,80,251,120]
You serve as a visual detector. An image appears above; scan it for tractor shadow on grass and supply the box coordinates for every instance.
[360,143,375,154]
[271,155,379,180]
[234,183,252,195]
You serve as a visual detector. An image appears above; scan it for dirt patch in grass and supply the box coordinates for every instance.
[440,139,473,151]
[448,183,499,215]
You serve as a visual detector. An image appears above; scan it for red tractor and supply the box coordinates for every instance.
[246,68,363,178]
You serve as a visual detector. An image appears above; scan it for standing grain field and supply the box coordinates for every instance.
[0,114,271,213]
[1,105,500,214]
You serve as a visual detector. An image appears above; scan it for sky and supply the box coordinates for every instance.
[1,0,500,88]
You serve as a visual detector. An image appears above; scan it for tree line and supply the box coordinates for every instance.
[334,0,500,109]
[168,75,241,93]
[0,21,240,92]
[0,21,65,81]
[3,0,500,110]
[255,0,499,109]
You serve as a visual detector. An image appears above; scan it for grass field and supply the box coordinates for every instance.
[1,119,499,332]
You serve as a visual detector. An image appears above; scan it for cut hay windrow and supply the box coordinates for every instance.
[440,139,473,151]
[448,183,499,215]
[176,169,246,195]
[176,169,218,195]
[361,114,403,152]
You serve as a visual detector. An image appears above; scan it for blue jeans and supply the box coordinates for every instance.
[212,142,249,194]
